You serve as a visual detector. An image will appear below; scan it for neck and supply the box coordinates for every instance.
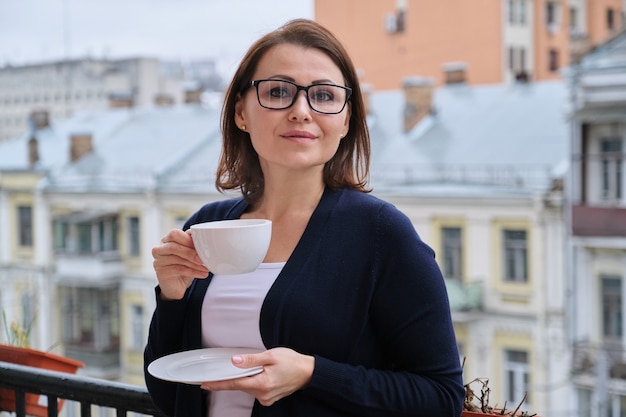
[249,173,325,221]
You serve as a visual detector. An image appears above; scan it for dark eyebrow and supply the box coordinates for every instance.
[265,75,340,85]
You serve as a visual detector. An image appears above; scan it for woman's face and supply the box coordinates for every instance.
[235,43,351,179]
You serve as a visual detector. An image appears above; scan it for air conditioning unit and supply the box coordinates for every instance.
[385,13,397,33]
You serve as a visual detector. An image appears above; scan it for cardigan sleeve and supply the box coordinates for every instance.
[303,202,465,417]
[144,281,211,417]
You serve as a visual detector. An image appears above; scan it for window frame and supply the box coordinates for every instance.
[442,226,463,281]
[127,215,141,257]
[17,205,33,247]
[130,304,144,351]
[503,349,530,407]
[600,137,623,202]
[601,275,623,341]
[502,229,528,283]
[549,49,559,72]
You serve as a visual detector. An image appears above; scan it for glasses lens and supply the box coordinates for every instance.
[256,80,296,110]
[255,80,349,114]
[307,85,348,114]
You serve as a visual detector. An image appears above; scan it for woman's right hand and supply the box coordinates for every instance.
[151,229,209,300]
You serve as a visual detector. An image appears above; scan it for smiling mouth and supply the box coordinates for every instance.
[282,131,316,140]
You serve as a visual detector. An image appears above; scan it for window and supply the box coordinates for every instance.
[509,0,527,24]
[570,7,579,30]
[98,217,118,252]
[53,215,119,255]
[503,229,527,282]
[602,276,622,339]
[607,8,615,30]
[130,304,144,350]
[18,205,33,247]
[600,138,623,201]
[546,2,558,25]
[53,220,69,250]
[128,216,140,256]
[504,349,530,406]
[509,47,527,73]
[549,49,559,72]
[518,0,526,24]
[442,227,463,280]
[61,286,120,352]
[577,388,592,417]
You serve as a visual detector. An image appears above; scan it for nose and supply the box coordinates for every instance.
[288,90,312,121]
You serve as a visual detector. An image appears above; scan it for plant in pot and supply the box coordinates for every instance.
[0,309,84,417]
[462,358,538,417]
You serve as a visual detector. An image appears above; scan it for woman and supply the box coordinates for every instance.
[144,18,464,417]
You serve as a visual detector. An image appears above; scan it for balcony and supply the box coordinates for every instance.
[572,204,626,237]
[0,361,166,417]
[55,251,124,284]
[445,279,483,312]
[572,340,626,380]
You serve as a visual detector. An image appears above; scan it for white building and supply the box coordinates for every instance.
[0,57,220,141]
[566,29,626,417]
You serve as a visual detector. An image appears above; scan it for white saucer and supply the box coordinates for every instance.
[147,347,264,385]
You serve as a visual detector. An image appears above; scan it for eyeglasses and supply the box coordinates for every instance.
[248,79,352,114]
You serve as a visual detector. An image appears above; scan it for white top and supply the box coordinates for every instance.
[202,262,284,417]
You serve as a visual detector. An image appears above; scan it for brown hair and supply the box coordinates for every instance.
[215,19,371,203]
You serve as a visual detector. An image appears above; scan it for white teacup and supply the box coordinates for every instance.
[190,219,272,275]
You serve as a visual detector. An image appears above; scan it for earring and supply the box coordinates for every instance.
[241,124,247,131]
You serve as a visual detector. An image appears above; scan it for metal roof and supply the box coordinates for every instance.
[369,80,569,193]
[0,79,570,197]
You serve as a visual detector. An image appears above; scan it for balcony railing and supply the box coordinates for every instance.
[0,361,167,417]
[445,279,483,312]
[572,340,626,380]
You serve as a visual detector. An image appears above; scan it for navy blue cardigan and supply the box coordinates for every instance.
[144,187,464,417]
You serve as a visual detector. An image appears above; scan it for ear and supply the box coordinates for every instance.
[340,105,351,138]
[234,96,245,127]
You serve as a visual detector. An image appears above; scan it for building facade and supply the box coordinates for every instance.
[314,0,625,89]
[0,57,219,141]
[567,29,626,417]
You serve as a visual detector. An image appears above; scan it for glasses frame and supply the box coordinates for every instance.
[248,79,352,115]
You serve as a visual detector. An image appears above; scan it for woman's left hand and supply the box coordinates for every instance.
[200,347,315,406]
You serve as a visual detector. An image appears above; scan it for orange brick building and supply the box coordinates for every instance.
[315,0,624,89]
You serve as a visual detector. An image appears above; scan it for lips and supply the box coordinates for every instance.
[281,130,317,140]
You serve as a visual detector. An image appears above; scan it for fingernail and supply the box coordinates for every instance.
[232,355,243,364]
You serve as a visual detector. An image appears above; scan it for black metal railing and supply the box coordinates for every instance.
[0,361,167,417]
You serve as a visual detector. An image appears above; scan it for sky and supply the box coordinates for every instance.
[0,0,314,75]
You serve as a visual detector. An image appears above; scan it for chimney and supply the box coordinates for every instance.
[155,93,175,107]
[30,110,50,130]
[442,62,468,84]
[108,92,134,108]
[70,133,93,162]
[28,136,39,167]
[184,88,203,104]
[402,76,435,132]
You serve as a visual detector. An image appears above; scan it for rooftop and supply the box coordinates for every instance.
[0,79,570,198]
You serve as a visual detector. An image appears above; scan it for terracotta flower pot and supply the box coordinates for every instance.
[0,344,84,417]
[462,410,540,417]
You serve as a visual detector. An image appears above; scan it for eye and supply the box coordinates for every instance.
[268,82,294,99]
[310,86,339,102]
